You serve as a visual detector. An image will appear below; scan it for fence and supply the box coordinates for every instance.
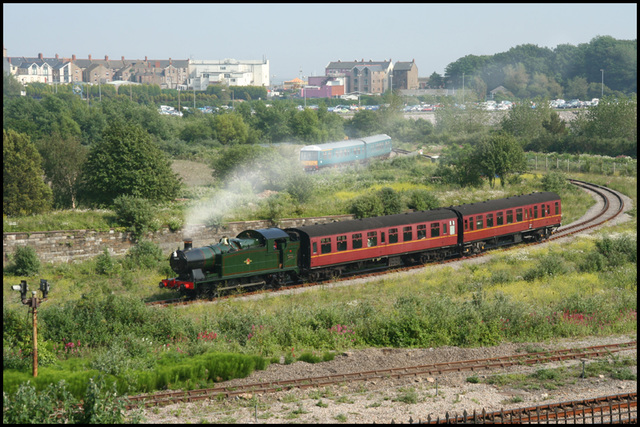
[526,154,637,177]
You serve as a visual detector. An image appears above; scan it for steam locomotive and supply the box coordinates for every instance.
[160,192,561,298]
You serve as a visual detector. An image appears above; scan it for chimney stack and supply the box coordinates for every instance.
[105,55,109,61]
[122,56,125,61]
[38,53,43,59]
[145,56,148,61]
[55,53,59,59]
[72,54,76,61]
[88,54,92,60]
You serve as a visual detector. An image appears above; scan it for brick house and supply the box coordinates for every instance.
[392,60,418,90]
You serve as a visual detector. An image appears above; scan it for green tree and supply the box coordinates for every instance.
[345,110,381,137]
[3,71,23,96]
[210,144,274,182]
[500,98,555,143]
[80,121,182,205]
[36,132,88,209]
[212,113,251,144]
[3,129,53,216]
[428,72,444,88]
[290,108,325,142]
[565,76,589,100]
[570,95,637,142]
[473,133,526,188]
[503,63,530,97]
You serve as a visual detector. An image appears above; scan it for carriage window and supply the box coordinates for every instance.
[403,226,412,241]
[541,204,546,217]
[337,235,347,251]
[367,231,377,247]
[486,214,494,228]
[469,217,474,230]
[313,242,318,254]
[417,224,427,239]
[321,238,331,254]
[431,222,440,237]
[352,233,362,249]
[449,220,456,235]
[497,212,504,226]
[464,218,469,231]
[442,222,448,235]
[389,228,398,244]
[506,210,513,224]
[534,206,538,218]
[476,215,483,230]
[555,202,559,215]
[516,208,523,222]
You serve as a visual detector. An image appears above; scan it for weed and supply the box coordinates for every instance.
[335,413,348,423]
[394,387,419,404]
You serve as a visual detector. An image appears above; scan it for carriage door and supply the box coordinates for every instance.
[527,206,534,229]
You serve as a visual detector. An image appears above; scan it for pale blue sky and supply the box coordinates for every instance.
[3,3,637,83]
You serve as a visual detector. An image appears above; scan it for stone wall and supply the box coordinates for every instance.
[3,215,354,267]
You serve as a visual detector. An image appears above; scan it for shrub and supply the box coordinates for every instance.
[95,247,119,276]
[123,240,164,270]
[379,187,404,215]
[350,193,384,219]
[112,195,155,241]
[9,246,41,276]
[541,171,569,193]
[406,188,439,211]
[595,234,637,268]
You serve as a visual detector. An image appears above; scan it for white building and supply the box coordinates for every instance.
[188,58,270,90]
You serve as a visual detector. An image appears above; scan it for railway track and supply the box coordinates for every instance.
[125,341,636,409]
[404,392,637,424]
[146,180,627,308]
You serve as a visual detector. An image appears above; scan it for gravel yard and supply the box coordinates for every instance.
[138,335,636,424]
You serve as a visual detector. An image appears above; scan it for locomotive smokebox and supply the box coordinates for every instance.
[183,239,193,251]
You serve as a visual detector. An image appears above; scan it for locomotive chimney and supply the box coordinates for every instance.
[183,239,193,251]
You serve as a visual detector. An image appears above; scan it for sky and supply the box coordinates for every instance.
[3,3,637,84]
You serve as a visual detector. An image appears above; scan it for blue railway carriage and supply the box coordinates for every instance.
[299,134,392,171]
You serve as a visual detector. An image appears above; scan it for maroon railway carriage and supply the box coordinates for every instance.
[449,191,562,254]
[286,209,459,280]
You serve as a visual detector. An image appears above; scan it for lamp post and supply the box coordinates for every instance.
[11,279,50,377]
[600,69,604,98]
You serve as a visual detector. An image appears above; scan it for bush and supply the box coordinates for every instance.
[406,188,439,211]
[541,171,569,193]
[350,193,384,219]
[95,248,119,276]
[113,195,155,241]
[379,187,404,215]
[123,240,164,270]
[9,246,41,276]
[595,234,637,268]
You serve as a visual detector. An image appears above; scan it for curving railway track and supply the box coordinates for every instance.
[146,179,627,309]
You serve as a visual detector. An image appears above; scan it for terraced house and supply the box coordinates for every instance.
[3,48,267,90]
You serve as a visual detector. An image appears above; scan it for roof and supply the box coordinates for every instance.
[326,60,392,70]
[300,134,391,152]
[237,228,290,241]
[288,209,457,238]
[450,192,560,216]
[300,140,364,151]
[394,61,417,71]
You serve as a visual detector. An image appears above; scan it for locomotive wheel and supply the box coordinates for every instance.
[269,272,287,288]
[328,268,342,280]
